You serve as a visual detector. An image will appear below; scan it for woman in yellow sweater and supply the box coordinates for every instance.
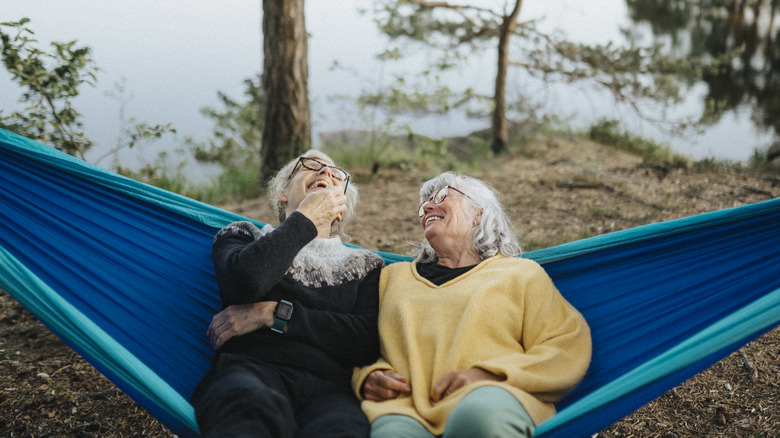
[353,172,592,437]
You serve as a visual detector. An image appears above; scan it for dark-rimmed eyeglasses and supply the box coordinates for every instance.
[417,185,469,217]
[288,157,350,193]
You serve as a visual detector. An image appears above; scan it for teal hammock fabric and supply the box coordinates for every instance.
[1,127,779,437]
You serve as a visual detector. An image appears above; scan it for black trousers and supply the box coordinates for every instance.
[190,353,370,438]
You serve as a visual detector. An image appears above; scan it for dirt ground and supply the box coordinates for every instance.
[1,136,779,437]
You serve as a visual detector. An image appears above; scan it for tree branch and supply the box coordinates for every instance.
[406,0,496,15]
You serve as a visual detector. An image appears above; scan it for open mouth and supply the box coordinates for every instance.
[424,216,443,226]
[307,180,329,190]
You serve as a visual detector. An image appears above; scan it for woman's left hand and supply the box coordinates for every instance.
[208,301,276,350]
[430,367,503,402]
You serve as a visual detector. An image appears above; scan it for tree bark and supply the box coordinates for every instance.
[261,0,311,181]
[491,1,523,155]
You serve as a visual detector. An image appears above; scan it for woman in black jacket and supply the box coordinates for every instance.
[191,150,383,438]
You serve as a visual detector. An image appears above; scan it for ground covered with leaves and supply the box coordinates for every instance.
[1,137,779,437]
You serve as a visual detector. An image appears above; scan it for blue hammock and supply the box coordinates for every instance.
[1,127,778,437]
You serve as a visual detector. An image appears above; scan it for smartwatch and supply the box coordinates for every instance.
[271,300,294,334]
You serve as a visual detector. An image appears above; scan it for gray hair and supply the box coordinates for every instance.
[414,172,522,263]
[267,149,358,240]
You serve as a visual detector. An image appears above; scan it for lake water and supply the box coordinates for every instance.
[1,0,776,177]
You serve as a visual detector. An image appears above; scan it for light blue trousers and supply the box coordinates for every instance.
[371,386,535,438]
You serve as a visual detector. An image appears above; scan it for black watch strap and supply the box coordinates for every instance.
[271,300,293,334]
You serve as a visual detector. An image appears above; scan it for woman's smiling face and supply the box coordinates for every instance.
[281,158,345,211]
[419,186,480,254]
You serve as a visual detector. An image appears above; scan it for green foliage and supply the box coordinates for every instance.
[194,166,264,205]
[115,154,191,197]
[183,75,265,203]
[626,0,779,138]
[1,19,175,171]
[745,149,776,175]
[367,0,738,153]
[187,75,263,168]
[0,346,18,361]
[376,1,501,47]
[523,37,708,108]
[588,119,779,176]
[587,118,688,167]
[319,93,547,181]
[691,148,779,176]
[94,123,176,167]
[358,79,483,116]
[321,126,503,180]
[0,18,97,159]
[347,3,501,144]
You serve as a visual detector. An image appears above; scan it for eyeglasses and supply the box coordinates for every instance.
[417,185,469,217]
[288,157,351,193]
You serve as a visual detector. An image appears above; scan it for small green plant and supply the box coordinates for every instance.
[588,119,689,167]
[194,166,264,205]
[46,381,69,397]
[323,126,505,181]
[0,346,18,360]
[589,206,623,220]
[690,157,736,173]
[744,147,778,175]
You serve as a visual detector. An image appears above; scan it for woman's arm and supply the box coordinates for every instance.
[207,301,276,350]
[473,263,592,403]
[212,212,317,306]
[208,263,384,365]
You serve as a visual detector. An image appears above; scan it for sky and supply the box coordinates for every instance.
[1,0,773,175]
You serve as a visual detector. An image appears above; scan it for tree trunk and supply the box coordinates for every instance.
[491,1,523,155]
[261,0,311,181]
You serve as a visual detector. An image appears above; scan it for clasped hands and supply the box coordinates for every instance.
[362,367,501,403]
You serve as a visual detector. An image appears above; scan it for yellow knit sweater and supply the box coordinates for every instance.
[353,256,592,435]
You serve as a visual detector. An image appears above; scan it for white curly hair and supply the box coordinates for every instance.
[414,172,522,263]
[267,149,358,240]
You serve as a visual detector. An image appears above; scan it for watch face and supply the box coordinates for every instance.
[276,301,293,319]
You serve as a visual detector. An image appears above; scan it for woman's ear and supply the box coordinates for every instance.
[474,208,483,226]
[278,189,288,204]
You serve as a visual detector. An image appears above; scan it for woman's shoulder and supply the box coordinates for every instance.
[343,244,385,272]
[378,260,414,281]
[381,260,414,273]
[484,254,539,267]
[480,255,547,277]
[214,220,272,242]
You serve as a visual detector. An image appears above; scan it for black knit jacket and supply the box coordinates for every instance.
[211,212,383,384]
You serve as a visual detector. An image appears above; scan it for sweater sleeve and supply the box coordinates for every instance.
[473,262,592,404]
[286,265,382,367]
[352,357,395,399]
[211,212,317,307]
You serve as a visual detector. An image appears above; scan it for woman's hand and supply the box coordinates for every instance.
[362,369,411,402]
[207,301,277,350]
[430,368,503,402]
[296,187,347,231]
